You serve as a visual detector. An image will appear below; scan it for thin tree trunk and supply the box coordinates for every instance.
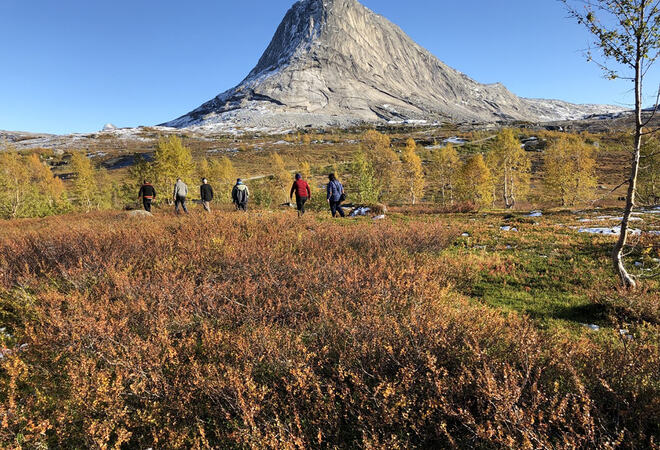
[12,189,20,218]
[510,175,516,209]
[612,24,644,289]
[503,170,509,208]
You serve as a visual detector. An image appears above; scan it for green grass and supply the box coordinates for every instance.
[426,210,659,331]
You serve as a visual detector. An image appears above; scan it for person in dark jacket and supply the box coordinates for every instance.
[138,180,156,212]
[326,173,345,218]
[290,173,311,216]
[200,178,214,212]
[232,179,250,211]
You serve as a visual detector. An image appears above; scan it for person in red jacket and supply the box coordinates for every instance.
[290,173,312,216]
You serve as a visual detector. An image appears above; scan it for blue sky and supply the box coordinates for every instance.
[1,0,657,134]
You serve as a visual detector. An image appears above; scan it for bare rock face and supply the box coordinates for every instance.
[163,0,625,129]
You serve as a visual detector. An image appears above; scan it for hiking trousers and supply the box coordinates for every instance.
[175,196,188,214]
[202,201,211,212]
[236,202,248,212]
[143,198,152,212]
[295,196,308,216]
[329,200,345,217]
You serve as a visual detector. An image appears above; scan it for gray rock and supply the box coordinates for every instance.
[163,0,626,130]
[128,210,153,218]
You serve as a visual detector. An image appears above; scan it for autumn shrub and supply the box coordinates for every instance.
[0,212,658,448]
[390,201,477,215]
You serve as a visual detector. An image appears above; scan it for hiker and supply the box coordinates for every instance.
[326,173,345,218]
[290,173,311,216]
[137,180,156,212]
[232,178,250,211]
[173,178,189,214]
[200,178,214,212]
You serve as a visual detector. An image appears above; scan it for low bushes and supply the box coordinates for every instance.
[0,212,657,448]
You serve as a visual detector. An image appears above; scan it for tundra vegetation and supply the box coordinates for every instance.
[0,209,658,448]
[0,125,658,447]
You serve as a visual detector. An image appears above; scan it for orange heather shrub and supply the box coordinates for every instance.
[0,212,657,448]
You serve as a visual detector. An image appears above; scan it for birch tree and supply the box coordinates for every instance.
[0,152,66,218]
[400,138,425,205]
[153,136,194,201]
[70,152,98,212]
[429,143,460,205]
[544,136,598,206]
[350,150,380,204]
[561,0,660,288]
[201,157,236,202]
[361,130,401,202]
[457,154,494,208]
[271,153,291,203]
[300,161,312,182]
[487,129,531,209]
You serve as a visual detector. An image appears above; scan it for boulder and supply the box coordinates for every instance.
[128,210,153,218]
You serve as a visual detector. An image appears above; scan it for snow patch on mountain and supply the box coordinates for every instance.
[523,99,629,121]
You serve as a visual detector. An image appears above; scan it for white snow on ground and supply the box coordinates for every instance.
[444,137,468,144]
[528,211,542,217]
[387,119,428,125]
[381,104,399,114]
[425,136,477,150]
[597,216,644,221]
[500,226,518,232]
[350,207,371,217]
[578,227,642,236]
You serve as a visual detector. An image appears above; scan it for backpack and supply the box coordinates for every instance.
[234,185,248,204]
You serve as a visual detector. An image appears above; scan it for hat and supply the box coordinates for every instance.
[295,173,302,180]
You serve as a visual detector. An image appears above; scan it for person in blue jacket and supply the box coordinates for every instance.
[326,173,345,218]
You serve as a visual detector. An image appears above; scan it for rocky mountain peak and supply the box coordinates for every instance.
[163,0,626,130]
